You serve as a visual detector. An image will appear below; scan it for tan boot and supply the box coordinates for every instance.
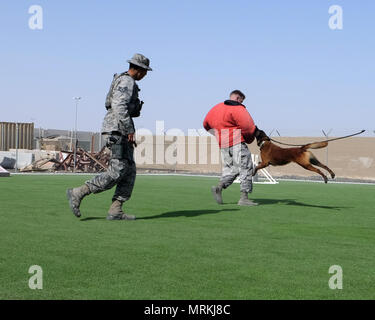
[237,192,258,206]
[107,200,136,220]
[211,183,223,204]
[66,184,91,217]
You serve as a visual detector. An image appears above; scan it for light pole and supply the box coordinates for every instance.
[70,128,73,152]
[73,97,82,172]
[30,117,36,149]
[30,117,42,149]
[15,123,19,172]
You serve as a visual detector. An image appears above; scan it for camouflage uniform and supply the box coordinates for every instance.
[66,53,152,219]
[85,72,141,202]
[220,142,253,193]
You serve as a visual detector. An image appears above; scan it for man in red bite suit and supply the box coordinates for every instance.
[203,90,258,206]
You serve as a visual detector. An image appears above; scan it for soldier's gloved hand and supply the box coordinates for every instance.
[128,133,135,143]
[128,133,137,147]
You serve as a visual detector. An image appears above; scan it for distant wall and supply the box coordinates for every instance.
[0,122,34,151]
[134,136,375,181]
[0,151,34,169]
[33,128,104,152]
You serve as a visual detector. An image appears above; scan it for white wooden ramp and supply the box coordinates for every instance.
[0,165,10,177]
[234,154,278,184]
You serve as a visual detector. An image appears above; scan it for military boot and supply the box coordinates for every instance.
[66,184,91,217]
[237,192,258,206]
[211,183,224,204]
[106,200,136,220]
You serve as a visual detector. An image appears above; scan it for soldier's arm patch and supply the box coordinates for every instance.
[117,86,129,93]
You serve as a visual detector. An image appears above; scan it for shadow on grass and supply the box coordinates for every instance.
[138,208,239,220]
[80,209,238,221]
[80,216,106,221]
[238,198,349,210]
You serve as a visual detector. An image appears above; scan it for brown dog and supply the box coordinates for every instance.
[253,128,335,183]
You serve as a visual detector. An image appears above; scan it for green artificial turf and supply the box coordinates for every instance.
[0,174,374,300]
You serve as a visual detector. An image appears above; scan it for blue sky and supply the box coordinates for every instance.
[0,0,374,136]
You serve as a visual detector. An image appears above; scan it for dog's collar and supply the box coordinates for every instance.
[259,141,266,149]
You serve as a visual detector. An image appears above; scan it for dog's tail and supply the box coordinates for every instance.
[301,141,328,150]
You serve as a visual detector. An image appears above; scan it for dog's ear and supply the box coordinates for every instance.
[255,128,270,143]
[254,126,260,138]
[254,127,265,138]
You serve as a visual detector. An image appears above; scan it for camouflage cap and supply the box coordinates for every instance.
[127,53,153,71]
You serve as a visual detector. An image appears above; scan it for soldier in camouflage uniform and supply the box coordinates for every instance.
[67,53,152,220]
[203,90,259,206]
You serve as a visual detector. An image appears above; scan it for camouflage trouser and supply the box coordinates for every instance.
[220,142,253,193]
[85,134,136,202]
